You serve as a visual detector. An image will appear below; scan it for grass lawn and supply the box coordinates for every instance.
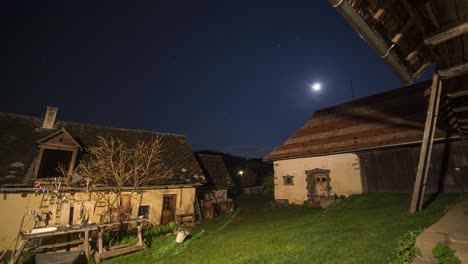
[105,193,465,264]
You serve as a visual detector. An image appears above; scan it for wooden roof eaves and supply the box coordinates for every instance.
[264,135,461,162]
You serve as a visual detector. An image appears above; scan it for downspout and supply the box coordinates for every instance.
[327,0,413,85]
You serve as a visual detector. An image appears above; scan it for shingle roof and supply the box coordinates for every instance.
[195,154,234,188]
[0,112,205,186]
[264,81,457,161]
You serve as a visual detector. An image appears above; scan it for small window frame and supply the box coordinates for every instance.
[283,175,294,186]
[138,205,151,219]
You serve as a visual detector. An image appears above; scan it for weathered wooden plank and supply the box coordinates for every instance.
[412,62,432,79]
[83,201,96,224]
[447,89,468,98]
[392,19,414,44]
[9,240,27,264]
[59,203,70,226]
[438,63,468,79]
[48,204,57,226]
[425,18,468,46]
[410,73,442,213]
[373,8,385,20]
[100,245,146,260]
[73,202,82,225]
[34,239,84,250]
[108,243,134,250]
[21,226,97,239]
[453,105,468,113]
[406,43,424,62]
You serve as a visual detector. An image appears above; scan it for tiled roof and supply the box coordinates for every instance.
[196,154,234,188]
[264,81,457,161]
[0,113,205,186]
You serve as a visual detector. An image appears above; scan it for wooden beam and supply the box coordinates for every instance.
[406,43,424,62]
[424,18,468,46]
[453,105,468,113]
[392,19,414,44]
[447,89,468,98]
[412,61,432,79]
[418,73,442,212]
[400,0,427,36]
[373,8,385,20]
[410,73,442,214]
[438,63,468,79]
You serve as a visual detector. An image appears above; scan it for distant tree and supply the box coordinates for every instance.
[263,175,274,199]
[64,135,172,221]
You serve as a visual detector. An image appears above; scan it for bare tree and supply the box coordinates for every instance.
[64,135,172,221]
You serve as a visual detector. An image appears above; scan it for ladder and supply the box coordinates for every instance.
[194,196,203,224]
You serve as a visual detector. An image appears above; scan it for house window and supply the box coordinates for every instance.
[283,175,294,186]
[37,149,73,178]
[162,195,176,211]
[138,205,150,219]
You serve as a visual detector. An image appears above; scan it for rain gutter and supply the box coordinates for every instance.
[327,0,413,84]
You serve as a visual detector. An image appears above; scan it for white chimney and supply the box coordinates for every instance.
[42,106,58,129]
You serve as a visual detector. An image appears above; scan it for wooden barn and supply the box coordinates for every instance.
[324,0,468,212]
[264,81,468,206]
[0,107,206,250]
[195,154,235,218]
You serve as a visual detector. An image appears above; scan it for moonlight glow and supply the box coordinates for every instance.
[311,83,321,91]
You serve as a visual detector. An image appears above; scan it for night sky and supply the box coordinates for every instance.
[1,1,432,158]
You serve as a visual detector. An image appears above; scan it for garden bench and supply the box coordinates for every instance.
[175,213,196,225]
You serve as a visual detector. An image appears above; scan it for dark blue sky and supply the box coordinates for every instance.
[1,1,432,158]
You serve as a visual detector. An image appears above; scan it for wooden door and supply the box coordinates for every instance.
[314,175,329,197]
[161,194,176,225]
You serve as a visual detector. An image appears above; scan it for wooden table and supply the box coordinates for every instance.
[10,219,148,264]
[9,225,97,264]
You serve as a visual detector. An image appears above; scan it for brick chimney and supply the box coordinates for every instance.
[42,106,58,129]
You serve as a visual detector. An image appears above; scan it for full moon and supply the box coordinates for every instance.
[311,83,321,91]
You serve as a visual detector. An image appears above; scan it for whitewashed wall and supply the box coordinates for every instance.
[273,153,362,204]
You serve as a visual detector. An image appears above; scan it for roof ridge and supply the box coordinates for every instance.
[314,80,431,115]
[61,120,186,138]
[0,112,186,138]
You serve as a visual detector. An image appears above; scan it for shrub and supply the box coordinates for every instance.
[432,243,461,264]
[143,222,178,247]
[388,229,421,264]
[263,175,274,199]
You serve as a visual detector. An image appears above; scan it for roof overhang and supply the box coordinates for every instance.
[327,0,468,136]
[264,135,461,162]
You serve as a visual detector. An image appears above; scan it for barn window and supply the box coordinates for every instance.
[138,205,150,219]
[37,149,73,178]
[283,175,294,186]
[34,129,81,181]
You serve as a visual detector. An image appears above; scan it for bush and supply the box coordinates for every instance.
[143,222,178,247]
[388,229,421,264]
[432,243,461,264]
[263,175,274,199]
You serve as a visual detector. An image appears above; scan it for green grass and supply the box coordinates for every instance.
[105,193,466,264]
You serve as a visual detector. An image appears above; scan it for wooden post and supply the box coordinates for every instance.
[410,73,442,214]
[98,227,104,254]
[8,239,27,264]
[418,75,443,211]
[137,223,143,247]
[84,230,90,258]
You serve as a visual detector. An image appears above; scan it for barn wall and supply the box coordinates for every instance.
[358,140,468,193]
[273,153,362,204]
[0,187,196,250]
